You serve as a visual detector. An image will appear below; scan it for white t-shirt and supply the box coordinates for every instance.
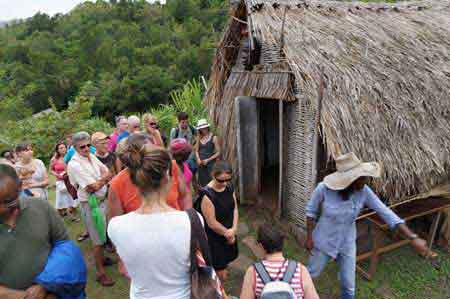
[15,159,48,200]
[108,211,193,299]
[67,153,108,202]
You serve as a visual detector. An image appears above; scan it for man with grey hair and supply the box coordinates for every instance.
[67,132,115,287]
[108,115,129,153]
[116,115,141,154]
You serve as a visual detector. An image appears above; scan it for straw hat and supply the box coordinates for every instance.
[323,152,381,190]
[91,132,109,144]
[196,119,210,130]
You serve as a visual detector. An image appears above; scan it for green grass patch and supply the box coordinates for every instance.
[47,180,450,298]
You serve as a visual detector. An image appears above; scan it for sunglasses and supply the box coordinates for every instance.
[216,177,232,183]
[78,144,91,150]
[1,196,19,208]
[149,122,157,126]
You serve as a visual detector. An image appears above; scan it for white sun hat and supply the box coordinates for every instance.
[196,119,211,130]
[323,152,381,190]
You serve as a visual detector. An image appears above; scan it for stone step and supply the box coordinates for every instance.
[242,236,265,259]
[229,254,254,273]
[236,222,249,237]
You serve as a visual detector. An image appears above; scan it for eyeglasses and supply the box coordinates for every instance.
[149,122,157,126]
[78,144,91,150]
[1,196,19,208]
[216,177,232,183]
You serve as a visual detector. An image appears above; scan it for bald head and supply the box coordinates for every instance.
[0,164,21,212]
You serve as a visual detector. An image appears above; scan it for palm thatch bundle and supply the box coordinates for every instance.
[205,0,450,204]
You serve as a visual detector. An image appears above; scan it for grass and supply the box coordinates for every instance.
[48,182,450,299]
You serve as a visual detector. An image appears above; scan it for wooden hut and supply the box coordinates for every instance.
[204,0,450,229]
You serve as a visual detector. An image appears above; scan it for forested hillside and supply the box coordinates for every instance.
[0,0,227,121]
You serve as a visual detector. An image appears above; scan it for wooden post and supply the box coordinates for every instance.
[311,68,325,187]
[278,100,284,217]
[427,211,442,253]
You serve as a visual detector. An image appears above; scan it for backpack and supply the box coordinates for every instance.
[175,125,196,139]
[254,260,298,299]
[33,240,87,299]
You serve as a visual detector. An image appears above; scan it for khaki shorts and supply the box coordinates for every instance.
[80,201,106,246]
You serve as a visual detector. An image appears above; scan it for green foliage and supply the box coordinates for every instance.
[0,93,112,163]
[149,78,210,135]
[0,0,227,120]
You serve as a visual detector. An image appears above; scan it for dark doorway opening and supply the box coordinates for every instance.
[258,99,280,210]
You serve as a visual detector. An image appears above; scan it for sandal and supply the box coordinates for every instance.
[96,274,115,287]
[103,257,117,267]
[77,233,89,242]
[70,216,81,223]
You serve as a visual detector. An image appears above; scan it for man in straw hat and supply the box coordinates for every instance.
[305,152,428,299]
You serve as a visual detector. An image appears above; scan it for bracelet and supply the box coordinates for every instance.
[408,233,419,240]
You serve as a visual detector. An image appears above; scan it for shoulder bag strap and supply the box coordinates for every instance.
[187,209,197,273]
[282,260,298,283]
[186,208,212,266]
[254,262,273,285]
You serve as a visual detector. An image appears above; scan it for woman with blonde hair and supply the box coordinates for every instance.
[142,113,164,147]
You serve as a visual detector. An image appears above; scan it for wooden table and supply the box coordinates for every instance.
[356,197,450,280]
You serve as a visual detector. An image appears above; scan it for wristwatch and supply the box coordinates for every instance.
[408,233,419,240]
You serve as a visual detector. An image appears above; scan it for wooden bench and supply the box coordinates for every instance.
[356,197,450,280]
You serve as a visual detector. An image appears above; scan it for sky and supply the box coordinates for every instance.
[0,0,165,21]
[0,0,91,21]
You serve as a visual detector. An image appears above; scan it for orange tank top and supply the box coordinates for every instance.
[166,160,182,210]
[110,162,182,212]
[109,169,142,213]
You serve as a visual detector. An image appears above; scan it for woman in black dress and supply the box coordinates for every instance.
[200,161,238,284]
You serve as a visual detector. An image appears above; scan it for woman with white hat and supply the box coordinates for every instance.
[305,152,428,299]
[195,119,221,187]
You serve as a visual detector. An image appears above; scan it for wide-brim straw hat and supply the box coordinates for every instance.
[196,119,210,130]
[323,152,381,190]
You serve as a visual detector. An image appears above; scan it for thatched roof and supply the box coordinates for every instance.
[205,0,450,202]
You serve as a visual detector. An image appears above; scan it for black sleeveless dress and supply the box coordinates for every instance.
[198,135,216,187]
[203,185,239,270]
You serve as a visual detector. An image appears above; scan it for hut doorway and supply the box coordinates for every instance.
[258,99,280,209]
[234,96,282,211]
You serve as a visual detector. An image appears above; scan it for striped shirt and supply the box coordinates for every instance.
[253,260,304,299]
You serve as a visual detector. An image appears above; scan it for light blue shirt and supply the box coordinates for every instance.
[63,146,96,164]
[306,182,404,259]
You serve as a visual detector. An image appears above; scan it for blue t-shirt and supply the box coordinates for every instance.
[116,131,130,144]
[64,146,96,164]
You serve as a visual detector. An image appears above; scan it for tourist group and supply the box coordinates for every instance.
[0,112,429,299]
